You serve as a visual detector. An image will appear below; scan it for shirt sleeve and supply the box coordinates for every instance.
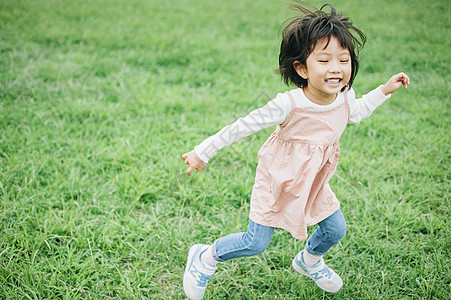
[348,86,391,124]
[194,93,291,163]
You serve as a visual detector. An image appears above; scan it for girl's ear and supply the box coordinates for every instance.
[293,61,308,79]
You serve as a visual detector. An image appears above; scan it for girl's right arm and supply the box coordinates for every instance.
[182,150,206,176]
[182,93,291,176]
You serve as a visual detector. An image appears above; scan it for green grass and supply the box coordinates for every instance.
[0,0,450,298]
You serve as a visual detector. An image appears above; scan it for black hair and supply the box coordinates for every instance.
[276,2,366,90]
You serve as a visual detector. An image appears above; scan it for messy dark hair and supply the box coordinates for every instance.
[276,2,366,90]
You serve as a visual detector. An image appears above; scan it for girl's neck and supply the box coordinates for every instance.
[302,86,338,106]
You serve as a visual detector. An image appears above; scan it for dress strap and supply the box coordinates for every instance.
[343,88,350,121]
[285,91,296,110]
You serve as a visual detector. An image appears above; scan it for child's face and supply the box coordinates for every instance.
[295,36,351,104]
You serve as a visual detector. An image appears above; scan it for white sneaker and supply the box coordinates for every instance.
[183,244,217,299]
[292,250,343,293]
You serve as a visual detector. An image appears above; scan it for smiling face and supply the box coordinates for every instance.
[294,36,352,105]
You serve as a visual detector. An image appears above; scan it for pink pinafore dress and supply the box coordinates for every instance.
[249,90,350,240]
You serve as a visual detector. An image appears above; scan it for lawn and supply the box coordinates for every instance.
[0,0,449,299]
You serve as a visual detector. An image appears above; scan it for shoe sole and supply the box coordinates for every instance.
[183,245,205,300]
[184,245,199,274]
[292,258,342,293]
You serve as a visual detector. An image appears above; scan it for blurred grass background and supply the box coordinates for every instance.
[0,0,450,298]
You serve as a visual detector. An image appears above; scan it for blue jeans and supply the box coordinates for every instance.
[211,209,346,262]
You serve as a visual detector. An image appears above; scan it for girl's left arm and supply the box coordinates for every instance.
[348,72,410,124]
[380,72,410,96]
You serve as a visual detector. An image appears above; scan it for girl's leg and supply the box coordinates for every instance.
[183,219,273,299]
[292,209,347,293]
[210,219,274,263]
[305,208,347,256]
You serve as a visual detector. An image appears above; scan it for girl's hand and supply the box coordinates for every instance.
[182,150,207,176]
[381,72,410,96]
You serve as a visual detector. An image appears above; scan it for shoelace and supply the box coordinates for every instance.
[197,272,214,287]
[319,266,333,279]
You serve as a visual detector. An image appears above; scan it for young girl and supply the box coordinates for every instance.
[182,3,409,299]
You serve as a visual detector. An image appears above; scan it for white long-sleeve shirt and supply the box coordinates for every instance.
[195,86,390,163]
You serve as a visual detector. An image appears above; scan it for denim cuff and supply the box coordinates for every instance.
[211,240,227,263]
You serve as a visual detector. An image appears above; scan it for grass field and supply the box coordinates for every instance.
[0,0,450,298]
